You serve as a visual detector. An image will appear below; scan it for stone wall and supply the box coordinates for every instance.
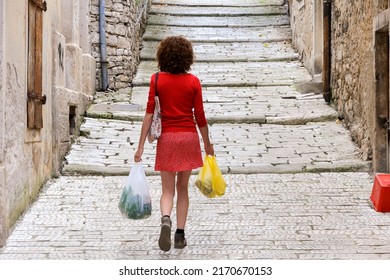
[90,0,150,91]
[288,0,379,161]
[331,0,375,161]
[287,0,314,75]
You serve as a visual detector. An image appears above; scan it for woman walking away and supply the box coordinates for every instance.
[134,36,214,251]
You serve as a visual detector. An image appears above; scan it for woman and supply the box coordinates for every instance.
[134,36,214,251]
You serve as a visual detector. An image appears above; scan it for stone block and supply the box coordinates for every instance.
[65,43,82,92]
[52,32,66,88]
[113,3,124,12]
[61,0,80,45]
[55,113,71,145]
[82,54,97,96]
[113,24,127,36]
[107,36,118,47]
[117,36,131,49]
[53,86,90,119]
[52,113,70,171]
[295,82,323,94]
[53,86,71,116]
[79,0,91,54]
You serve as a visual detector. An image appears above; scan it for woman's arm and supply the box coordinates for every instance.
[198,125,214,156]
[134,113,154,162]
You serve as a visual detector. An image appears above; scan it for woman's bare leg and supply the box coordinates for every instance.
[158,171,176,251]
[176,170,192,229]
[160,171,176,217]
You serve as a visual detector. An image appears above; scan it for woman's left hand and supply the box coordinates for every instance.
[204,143,214,156]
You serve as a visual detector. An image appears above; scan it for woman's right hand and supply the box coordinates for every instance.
[134,147,144,162]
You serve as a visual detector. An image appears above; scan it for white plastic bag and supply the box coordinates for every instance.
[118,162,152,219]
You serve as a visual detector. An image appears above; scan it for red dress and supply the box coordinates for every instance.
[146,72,207,172]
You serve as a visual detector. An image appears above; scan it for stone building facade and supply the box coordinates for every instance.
[288,0,320,79]
[288,0,390,172]
[0,0,96,246]
[90,0,150,91]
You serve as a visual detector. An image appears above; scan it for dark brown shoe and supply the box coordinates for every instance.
[158,216,172,251]
[174,232,187,249]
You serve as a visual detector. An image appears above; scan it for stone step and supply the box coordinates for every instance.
[87,85,336,125]
[71,0,370,179]
[142,25,291,43]
[140,41,299,62]
[147,14,290,27]
[149,4,287,16]
[86,101,337,125]
[62,118,371,176]
[131,85,320,107]
[132,61,312,87]
[152,0,285,7]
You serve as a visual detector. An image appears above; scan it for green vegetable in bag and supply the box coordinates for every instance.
[118,162,152,219]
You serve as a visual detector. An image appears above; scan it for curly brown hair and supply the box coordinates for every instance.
[156,36,194,74]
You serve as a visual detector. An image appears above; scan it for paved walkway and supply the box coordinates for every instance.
[1,0,389,260]
[1,173,389,260]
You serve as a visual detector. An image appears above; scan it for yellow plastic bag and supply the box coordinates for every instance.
[195,155,226,198]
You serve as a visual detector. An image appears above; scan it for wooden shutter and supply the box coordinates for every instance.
[27,0,47,129]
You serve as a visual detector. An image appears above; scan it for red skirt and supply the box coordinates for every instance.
[155,132,203,172]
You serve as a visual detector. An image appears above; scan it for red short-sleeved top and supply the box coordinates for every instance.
[146,72,208,133]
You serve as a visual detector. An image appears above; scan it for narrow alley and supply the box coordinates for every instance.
[1,0,389,262]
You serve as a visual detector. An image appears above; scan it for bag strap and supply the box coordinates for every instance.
[155,72,159,97]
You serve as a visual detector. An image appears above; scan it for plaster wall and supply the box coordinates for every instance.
[4,0,37,240]
[0,0,96,246]
[0,0,6,246]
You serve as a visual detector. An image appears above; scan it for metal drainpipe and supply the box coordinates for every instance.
[322,0,332,102]
[99,0,109,91]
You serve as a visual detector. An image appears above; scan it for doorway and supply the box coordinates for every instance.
[374,14,390,172]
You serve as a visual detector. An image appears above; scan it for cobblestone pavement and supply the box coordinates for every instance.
[2,173,390,260]
[1,0,389,260]
[62,118,368,176]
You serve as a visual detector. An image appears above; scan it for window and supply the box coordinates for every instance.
[69,106,76,135]
[27,0,46,129]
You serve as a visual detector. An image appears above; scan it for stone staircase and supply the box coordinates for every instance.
[62,0,371,176]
